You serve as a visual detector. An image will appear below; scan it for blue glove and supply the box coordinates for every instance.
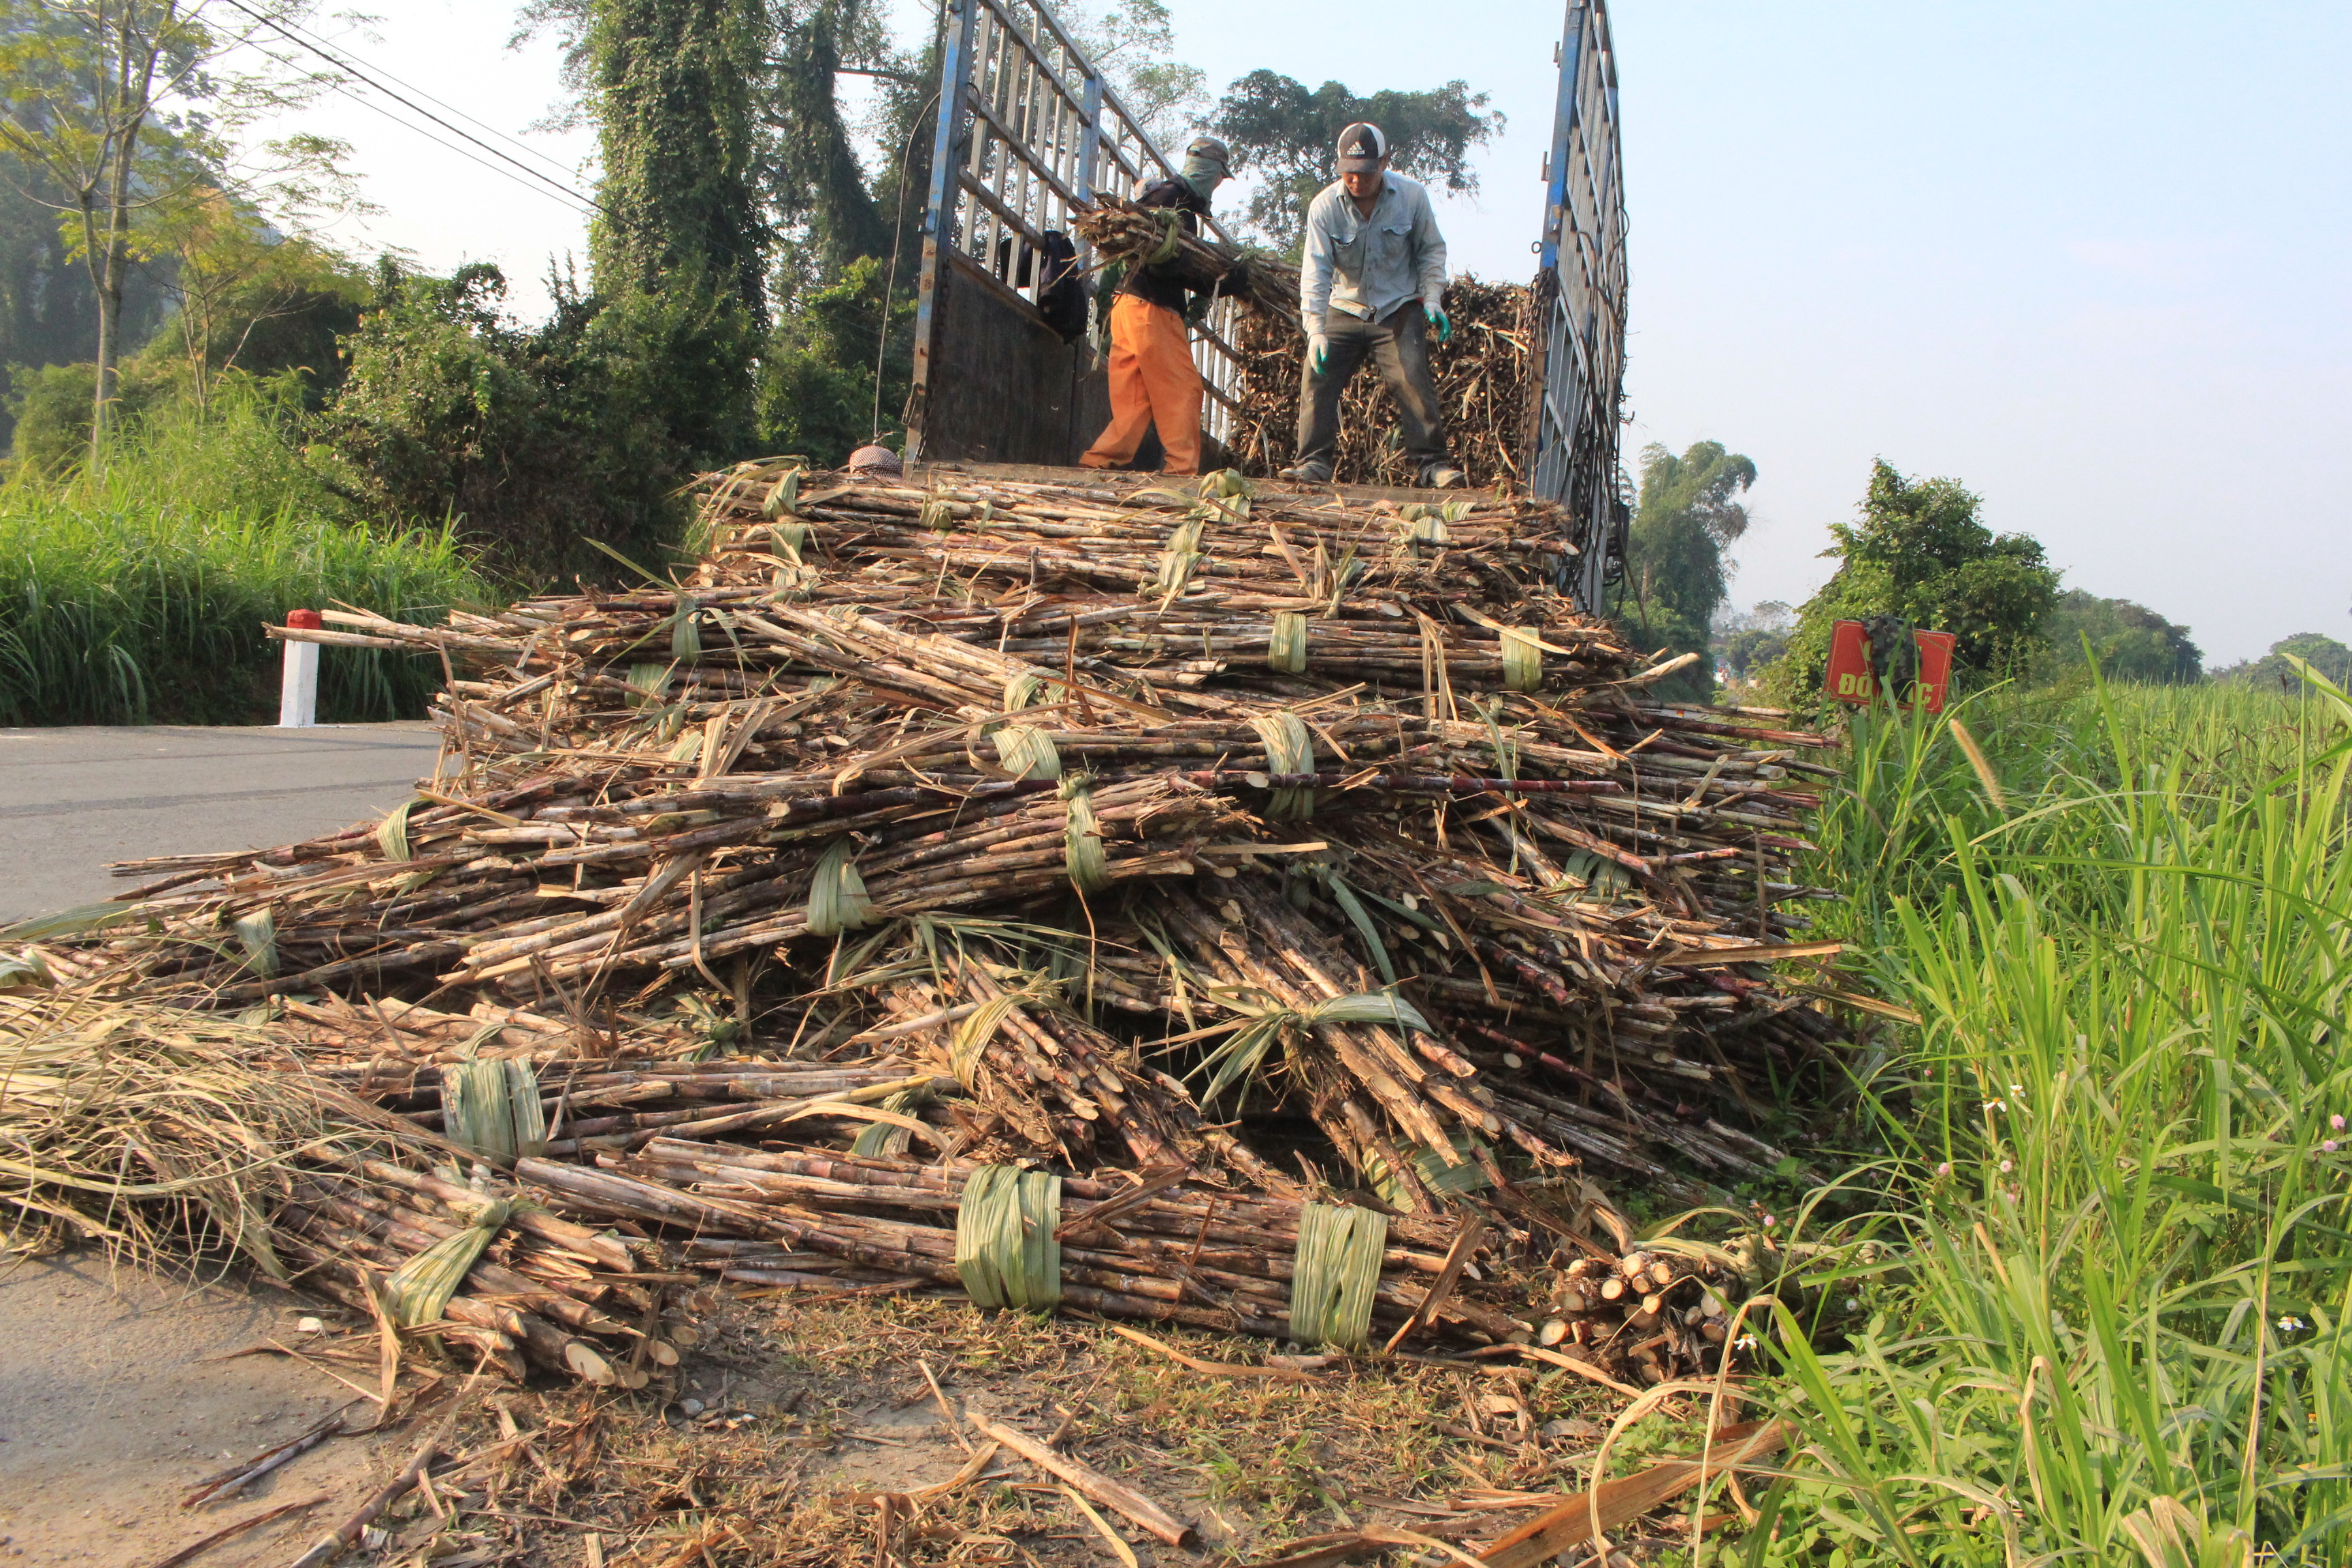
[1308,332,1330,375]
[1424,304,1452,344]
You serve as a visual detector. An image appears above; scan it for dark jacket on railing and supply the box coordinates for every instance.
[1117,178,1211,314]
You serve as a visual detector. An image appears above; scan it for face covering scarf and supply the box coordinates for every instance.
[1180,154,1225,202]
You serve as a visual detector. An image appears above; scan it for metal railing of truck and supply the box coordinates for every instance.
[910,0,1250,453]
[1531,0,1631,610]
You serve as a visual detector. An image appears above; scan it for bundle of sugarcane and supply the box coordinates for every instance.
[1069,195,1301,323]
[1220,277,1538,489]
[1541,1244,1758,1389]
[0,993,669,1385]
[522,1141,1745,1383]
[540,1141,1518,1342]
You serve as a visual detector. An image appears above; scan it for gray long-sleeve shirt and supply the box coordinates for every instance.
[1298,172,1449,336]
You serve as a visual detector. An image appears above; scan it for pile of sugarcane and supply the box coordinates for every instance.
[1073,195,1539,489]
[12,461,1848,1384]
[1222,277,1537,489]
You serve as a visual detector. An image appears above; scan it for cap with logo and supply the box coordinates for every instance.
[1335,122,1388,174]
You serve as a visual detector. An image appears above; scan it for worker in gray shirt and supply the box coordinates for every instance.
[1281,122,1465,489]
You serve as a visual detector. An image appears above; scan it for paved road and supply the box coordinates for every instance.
[0,724,447,923]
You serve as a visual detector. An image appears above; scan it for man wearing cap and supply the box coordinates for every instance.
[1080,135,1239,478]
[1281,122,1465,489]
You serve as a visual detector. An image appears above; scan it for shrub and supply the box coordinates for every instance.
[0,384,485,724]
[316,259,751,585]
[1767,461,2059,714]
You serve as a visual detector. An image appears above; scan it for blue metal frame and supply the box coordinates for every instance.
[1528,0,1630,611]
[909,0,980,453]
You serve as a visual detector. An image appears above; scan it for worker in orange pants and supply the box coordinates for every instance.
[1081,135,1235,478]
[1084,293,1205,475]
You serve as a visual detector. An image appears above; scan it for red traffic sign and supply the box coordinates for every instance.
[1825,620,1957,713]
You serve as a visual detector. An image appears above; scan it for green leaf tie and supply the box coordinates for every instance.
[956,1164,1063,1311]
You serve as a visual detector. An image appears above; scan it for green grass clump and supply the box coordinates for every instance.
[0,389,487,725]
[1733,671,2352,1565]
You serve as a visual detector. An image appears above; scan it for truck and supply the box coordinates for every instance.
[902,0,1629,611]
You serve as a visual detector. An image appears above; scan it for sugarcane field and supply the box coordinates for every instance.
[4,2,2346,1568]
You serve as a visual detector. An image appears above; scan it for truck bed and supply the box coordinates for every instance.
[913,459,1512,507]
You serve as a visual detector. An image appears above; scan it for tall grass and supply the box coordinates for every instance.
[1740,672,2352,1565]
[0,385,487,725]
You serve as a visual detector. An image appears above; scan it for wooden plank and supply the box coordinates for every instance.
[1475,1420,1788,1567]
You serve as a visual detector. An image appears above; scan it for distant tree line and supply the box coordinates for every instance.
[1614,448,2337,710]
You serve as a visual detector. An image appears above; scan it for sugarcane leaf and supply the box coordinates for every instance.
[0,902,147,941]
[583,536,664,584]
[0,951,54,991]
[1323,872,1397,987]
[1305,992,1433,1036]
[1350,886,1443,932]
[1196,1014,1288,1107]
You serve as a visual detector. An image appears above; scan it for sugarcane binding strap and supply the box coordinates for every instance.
[1250,710,1316,821]
[382,1196,514,1328]
[994,725,1062,780]
[1148,208,1183,265]
[444,1057,547,1162]
[1500,627,1544,692]
[807,838,877,937]
[1060,776,1111,894]
[1267,610,1309,674]
[1149,517,1207,598]
[956,1164,1063,1311]
[1289,1200,1388,1350]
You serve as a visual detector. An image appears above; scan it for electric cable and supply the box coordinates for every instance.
[248,10,585,184]
[871,90,940,444]
[218,27,600,219]
[214,0,608,217]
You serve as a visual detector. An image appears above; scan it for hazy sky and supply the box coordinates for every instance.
[255,1,2348,665]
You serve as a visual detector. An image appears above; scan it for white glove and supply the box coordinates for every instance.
[1308,333,1330,375]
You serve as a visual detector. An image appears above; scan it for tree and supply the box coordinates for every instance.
[317,259,708,581]
[586,0,771,464]
[1060,0,1205,154]
[1716,601,1794,687]
[2210,633,2352,693]
[0,0,323,465]
[589,0,769,318]
[1612,440,1755,702]
[760,253,912,464]
[1211,71,1503,256]
[0,141,173,448]
[1766,460,2060,712]
[2038,591,2202,685]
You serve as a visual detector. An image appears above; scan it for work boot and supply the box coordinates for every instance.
[1278,460,1333,484]
[1422,462,1467,489]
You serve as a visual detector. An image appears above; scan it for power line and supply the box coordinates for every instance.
[213,0,609,218]
[253,8,587,187]
[226,27,600,220]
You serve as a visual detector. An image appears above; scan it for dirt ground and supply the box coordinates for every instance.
[0,1251,1684,1567]
[0,1254,399,1567]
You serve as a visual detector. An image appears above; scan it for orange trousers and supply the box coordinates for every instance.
[1080,293,1202,476]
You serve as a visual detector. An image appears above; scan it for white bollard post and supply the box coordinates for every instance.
[278,608,321,728]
